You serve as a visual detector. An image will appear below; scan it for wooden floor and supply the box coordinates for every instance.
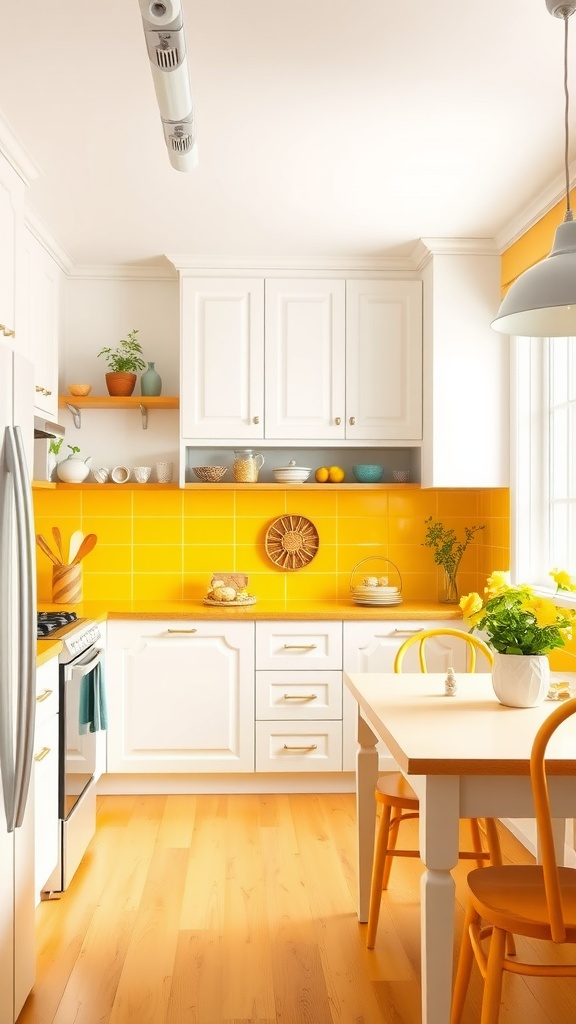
[18,794,576,1024]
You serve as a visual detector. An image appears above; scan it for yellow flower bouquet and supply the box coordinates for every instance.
[460,570,575,656]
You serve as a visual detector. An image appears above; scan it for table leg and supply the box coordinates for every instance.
[418,775,460,1024]
[356,711,379,922]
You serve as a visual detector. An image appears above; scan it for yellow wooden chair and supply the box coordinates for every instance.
[450,695,576,1024]
[366,627,504,950]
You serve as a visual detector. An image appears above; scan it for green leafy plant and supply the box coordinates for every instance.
[48,437,64,455]
[97,328,146,373]
[461,570,576,655]
[422,517,484,577]
[66,445,81,456]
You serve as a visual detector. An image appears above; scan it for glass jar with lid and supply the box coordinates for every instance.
[232,449,265,482]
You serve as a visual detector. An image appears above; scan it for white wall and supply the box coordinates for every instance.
[59,276,181,472]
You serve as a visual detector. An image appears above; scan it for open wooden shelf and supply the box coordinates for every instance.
[183,482,419,490]
[58,395,179,409]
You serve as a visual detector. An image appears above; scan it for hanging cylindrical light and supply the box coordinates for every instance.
[138,0,198,171]
[492,1,576,336]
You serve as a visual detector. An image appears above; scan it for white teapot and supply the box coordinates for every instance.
[56,448,92,483]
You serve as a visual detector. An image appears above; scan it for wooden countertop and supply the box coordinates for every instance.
[37,600,463,622]
[37,639,63,666]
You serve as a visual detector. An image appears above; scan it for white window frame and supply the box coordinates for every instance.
[511,334,576,611]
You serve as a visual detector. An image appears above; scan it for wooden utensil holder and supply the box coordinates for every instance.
[52,563,82,604]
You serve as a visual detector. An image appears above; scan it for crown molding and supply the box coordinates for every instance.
[495,163,576,252]
[0,112,39,185]
[24,208,73,275]
[410,237,500,270]
[66,260,178,281]
[164,253,418,274]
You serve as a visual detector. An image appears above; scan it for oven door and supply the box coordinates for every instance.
[60,646,105,820]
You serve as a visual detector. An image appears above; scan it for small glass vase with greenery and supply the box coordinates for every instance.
[422,517,485,604]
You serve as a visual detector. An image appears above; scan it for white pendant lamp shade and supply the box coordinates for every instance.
[491,219,576,336]
[492,1,576,337]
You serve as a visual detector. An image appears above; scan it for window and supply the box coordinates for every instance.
[512,334,576,601]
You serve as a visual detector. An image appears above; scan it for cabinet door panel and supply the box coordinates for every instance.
[342,619,454,770]
[34,713,59,900]
[346,280,422,440]
[107,620,255,772]
[265,279,345,439]
[181,278,264,439]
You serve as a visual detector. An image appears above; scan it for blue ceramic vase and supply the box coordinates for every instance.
[140,361,162,396]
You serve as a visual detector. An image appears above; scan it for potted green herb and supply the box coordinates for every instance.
[422,516,485,604]
[97,328,146,396]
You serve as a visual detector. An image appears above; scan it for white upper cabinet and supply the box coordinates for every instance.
[264,279,346,439]
[180,273,423,445]
[0,152,25,350]
[345,280,422,441]
[22,229,60,421]
[181,277,264,439]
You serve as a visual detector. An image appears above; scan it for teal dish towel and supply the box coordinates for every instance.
[79,661,108,734]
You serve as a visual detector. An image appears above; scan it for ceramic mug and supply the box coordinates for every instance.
[134,466,152,484]
[93,466,110,484]
[111,465,131,484]
[156,461,173,483]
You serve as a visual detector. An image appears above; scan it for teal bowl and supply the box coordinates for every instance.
[353,464,384,483]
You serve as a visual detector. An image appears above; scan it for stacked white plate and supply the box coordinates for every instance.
[351,585,402,606]
[272,461,312,483]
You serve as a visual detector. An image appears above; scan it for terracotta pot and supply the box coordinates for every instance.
[105,371,136,396]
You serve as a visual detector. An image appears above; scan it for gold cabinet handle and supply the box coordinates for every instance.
[3,326,15,337]
[283,744,318,751]
[166,628,197,633]
[34,746,51,762]
[36,688,54,703]
[349,416,356,426]
[253,415,260,424]
[335,416,341,425]
[35,385,44,393]
[283,693,318,701]
[44,388,52,396]
[283,643,317,650]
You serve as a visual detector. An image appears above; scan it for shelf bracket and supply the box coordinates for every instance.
[66,403,81,429]
[139,404,148,429]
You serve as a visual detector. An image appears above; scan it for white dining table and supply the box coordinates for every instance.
[343,670,576,1024]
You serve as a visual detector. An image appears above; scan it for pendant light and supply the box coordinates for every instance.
[492,1,576,337]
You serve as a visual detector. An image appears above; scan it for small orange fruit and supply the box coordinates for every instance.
[328,465,345,483]
[315,466,329,482]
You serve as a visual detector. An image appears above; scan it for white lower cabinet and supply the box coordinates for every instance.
[34,659,59,902]
[255,622,343,772]
[106,620,255,773]
[342,620,464,771]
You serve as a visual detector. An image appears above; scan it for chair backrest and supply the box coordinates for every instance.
[530,695,576,942]
[393,627,494,674]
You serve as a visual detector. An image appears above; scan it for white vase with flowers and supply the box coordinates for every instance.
[460,570,576,708]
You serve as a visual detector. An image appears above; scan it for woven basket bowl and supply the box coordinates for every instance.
[67,383,92,397]
[193,465,227,482]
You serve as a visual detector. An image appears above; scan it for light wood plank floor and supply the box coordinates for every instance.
[18,794,576,1024]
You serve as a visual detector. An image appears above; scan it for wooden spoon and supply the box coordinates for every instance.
[52,526,64,563]
[68,530,84,564]
[36,534,61,566]
[71,533,97,565]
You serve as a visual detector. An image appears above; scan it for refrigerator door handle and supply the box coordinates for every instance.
[9,426,37,829]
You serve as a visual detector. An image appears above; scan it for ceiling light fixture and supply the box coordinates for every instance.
[492,1,576,336]
[138,0,198,171]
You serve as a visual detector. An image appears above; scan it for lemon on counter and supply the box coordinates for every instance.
[328,466,345,482]
[315,467,329,482]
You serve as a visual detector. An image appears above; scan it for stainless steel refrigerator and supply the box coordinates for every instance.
[0,345,36,1024]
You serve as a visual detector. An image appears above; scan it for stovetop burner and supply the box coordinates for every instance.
[37,611,78,638]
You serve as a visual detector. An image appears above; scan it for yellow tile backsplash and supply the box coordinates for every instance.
[33,486,511,604]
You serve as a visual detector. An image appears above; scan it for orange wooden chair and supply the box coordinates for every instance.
[450,695,576,1024]
[366,627,504,950]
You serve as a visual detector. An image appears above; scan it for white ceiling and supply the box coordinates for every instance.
[0,0,573,270]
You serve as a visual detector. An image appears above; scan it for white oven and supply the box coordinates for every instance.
[37,613,105,895]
